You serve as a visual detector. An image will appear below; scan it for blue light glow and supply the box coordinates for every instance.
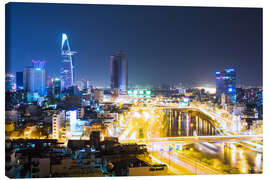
[62,33,67,48]
[226,68,235,73]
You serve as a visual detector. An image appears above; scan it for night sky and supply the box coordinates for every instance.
[6,3,262,87]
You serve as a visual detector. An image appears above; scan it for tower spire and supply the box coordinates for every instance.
[60,33,76,90]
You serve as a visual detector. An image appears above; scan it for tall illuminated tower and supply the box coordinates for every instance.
[24,60,47,96]
[110,51,128,94]
[60,33,76,90]
[216,68,236,104]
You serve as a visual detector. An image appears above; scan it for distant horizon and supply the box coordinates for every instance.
[6,3,262,87]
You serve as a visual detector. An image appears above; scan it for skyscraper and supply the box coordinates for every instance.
[16,72,24,90]
[216,68,236,104]
[24,60,47,96]
[52,78,61,99]
[110,51,128,94]
[60,33,76,90]
[5,73,15,92]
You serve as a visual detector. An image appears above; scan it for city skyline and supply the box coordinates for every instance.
[6,3,262,87]
[5,3,263,177]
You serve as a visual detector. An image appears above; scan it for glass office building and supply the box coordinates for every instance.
[110,51,128,94]
[23,60,47,96]
[216,68,236,104]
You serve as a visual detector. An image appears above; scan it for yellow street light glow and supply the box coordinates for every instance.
[142,111,151,119]
[133,111,141,118]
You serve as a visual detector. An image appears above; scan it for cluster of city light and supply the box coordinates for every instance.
[115,95,262,174]
[127,89,152,97]
[195,86,216,94]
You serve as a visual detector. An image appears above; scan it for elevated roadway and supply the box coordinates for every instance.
[119,135,262,144]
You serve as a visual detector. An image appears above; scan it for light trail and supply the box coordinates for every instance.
[149,154,189,175]
[116,103,263,175]
[150,144,219,175]
[120,135,262,144]
[236,142,263,153]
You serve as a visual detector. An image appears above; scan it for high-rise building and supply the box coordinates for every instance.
[16,72,24,90]
[178,83,186,95]
[66,85,80,96]
[76,79,87,91]
[52,78,61,99]
[60,33,76,90]
[47,76,53,88]
[23,60,47,96]
[52,111,66,140]
[110,51,128,94]
[66,110,77,139]
[94,89,104,101]
[86,80,91,89]
[5,73,15,92]
[216,68,236,104]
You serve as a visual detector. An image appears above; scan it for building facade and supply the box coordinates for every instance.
[16,72,24,90]
[23,60,47,96]
[94,89,104,101]
[52,111,66,140]
[216,68,236,104]
[110,51,128,94]
[52,78,61,99]
[5,73,15,92]
[60,33,76,90]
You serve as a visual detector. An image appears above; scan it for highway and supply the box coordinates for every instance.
[114,102,263,175]
[119,135,262,144]
[149,144,219,175]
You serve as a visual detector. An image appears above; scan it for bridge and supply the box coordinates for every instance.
[130,106,225,137]
[118,105,262,151]
[119,135,263,144]
[116,104,263,174]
